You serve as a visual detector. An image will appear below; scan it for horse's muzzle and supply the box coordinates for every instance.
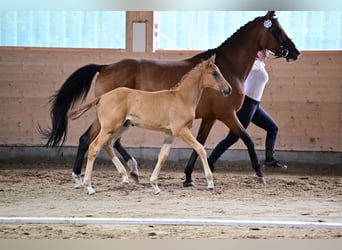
[286,50,301,62]
[282,47,301,62]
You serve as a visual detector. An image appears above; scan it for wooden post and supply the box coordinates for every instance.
[126,11,157,52]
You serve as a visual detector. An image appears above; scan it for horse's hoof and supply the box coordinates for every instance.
[183,181,196,187]
[127,159,139,175]
[72,172,83,189]
[130,172,139,183]
[255,175,266,185]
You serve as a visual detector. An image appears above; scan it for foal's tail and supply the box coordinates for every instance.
[38,64,103,147]
[68,97,101,120]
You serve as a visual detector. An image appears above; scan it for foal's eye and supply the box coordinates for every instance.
[212,71,219,78]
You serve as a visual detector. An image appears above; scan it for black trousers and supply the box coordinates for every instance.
[208,96,279,165]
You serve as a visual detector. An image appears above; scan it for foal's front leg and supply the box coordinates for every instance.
[150,134,173,195]
[177,127,214,190]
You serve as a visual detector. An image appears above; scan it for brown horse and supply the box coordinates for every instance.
[40,11,300,187]
[68,55,232,194]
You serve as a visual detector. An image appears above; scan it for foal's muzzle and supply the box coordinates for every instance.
[221,85,232,96]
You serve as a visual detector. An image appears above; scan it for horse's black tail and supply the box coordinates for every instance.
[39,64,102,148]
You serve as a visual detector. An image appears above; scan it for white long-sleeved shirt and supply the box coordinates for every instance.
[244,58,269,102]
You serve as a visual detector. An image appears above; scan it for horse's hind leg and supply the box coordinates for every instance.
[72,126,91,188]
[178,127,214,190]
[150,134,173,195]
[72,120,100,188]
[103,140,129,184]
[114,139,139,182]
[183,118,216,187]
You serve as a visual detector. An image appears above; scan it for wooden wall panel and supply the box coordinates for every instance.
[0,48,341,152]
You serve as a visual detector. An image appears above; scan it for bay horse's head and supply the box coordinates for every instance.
[202,54,232,96]
[261,11,301,62]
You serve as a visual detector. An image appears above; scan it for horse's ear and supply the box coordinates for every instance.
[266,11,275,19]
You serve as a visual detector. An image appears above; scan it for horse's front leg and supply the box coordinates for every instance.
[150,134,173,195]
[239,130,266,184]
[227,118,266,184]
[178,128,214,190]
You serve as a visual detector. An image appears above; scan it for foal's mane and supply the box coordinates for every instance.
[170,60,207,90]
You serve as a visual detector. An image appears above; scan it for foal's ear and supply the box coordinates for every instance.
[209,54,216,64]
[266,11,275,19]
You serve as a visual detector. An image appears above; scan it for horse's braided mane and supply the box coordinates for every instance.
[171,15,265,90]
[188,16,262,61]
[214,16,261,52]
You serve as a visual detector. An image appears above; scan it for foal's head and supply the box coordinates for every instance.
[201,54,232,96]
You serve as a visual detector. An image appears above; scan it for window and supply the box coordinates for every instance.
[157,11,342,50]
[0,11,125,49]
[2,11,341,50]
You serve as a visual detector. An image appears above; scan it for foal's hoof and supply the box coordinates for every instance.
[207,181,215,190]
[86,186,96,195]
[183,180,196,187]
[151,186,161,195]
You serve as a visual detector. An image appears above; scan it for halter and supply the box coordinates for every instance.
[263,18,291,59]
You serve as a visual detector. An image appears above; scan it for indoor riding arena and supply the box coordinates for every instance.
[0,11,341,239]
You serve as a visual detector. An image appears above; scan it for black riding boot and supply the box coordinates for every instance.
[264,150,287,169]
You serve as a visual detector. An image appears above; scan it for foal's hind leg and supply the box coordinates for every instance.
[177,127,214,190]
[83,130,113,195]
[103,141,129,184]
[72,121,139,188]
[72,121,99,189]
[150,134,174,195]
